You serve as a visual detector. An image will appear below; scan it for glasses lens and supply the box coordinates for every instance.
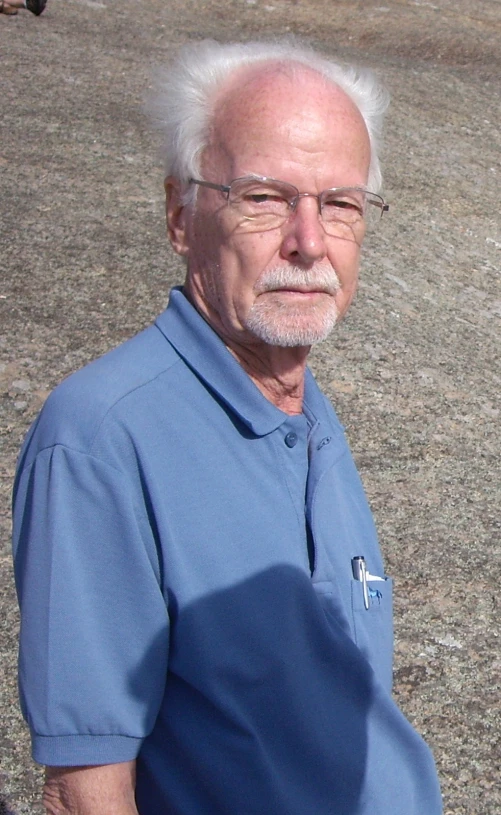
[320,188,385,236]
[228,178,297,225]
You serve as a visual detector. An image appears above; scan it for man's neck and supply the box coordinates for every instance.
[226,340,309,416]
[182,285,309,415]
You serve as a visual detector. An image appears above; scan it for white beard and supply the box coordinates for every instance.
[244,265,341,347]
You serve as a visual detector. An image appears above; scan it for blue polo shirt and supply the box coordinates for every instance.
[12,288,442,814]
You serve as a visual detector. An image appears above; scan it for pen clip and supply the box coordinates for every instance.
[352,556,370,610]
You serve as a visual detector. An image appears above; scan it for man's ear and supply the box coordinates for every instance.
[165,177,190,257]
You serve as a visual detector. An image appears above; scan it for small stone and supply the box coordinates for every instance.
[11,380,31,392]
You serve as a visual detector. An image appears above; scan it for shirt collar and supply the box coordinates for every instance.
[155,287,293,436]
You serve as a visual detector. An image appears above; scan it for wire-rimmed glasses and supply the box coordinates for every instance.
[190,175,389,238]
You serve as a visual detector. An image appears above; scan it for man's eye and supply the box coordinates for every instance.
[324,198,362,213]
[246,193,285,205]
[249,194,272,203]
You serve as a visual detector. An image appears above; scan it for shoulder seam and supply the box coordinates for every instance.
[18,442,128,478]
[87,355,183,454]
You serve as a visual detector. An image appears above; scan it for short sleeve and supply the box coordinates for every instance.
[12,444,169,766]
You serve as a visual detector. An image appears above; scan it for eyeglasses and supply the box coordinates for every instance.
[189,175,389,237]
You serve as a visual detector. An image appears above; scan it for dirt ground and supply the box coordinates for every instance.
[1,0,500,812]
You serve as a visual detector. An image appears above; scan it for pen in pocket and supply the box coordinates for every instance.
[351,556,385,610]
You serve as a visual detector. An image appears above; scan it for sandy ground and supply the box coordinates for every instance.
[1,0,500,812]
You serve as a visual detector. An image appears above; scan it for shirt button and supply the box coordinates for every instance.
[284,431,298,448]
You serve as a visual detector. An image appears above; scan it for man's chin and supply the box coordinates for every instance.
[244,308,340,347]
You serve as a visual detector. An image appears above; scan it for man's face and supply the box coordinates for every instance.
[168,65,371,351]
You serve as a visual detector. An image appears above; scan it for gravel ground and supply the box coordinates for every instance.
[1,0,500,812]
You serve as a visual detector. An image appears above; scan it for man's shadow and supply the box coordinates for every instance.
[130,564,373,814]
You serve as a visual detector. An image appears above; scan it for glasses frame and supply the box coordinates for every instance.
[189,175,389,226]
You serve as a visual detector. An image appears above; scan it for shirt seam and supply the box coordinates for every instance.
[88,352,183,455]
[32,731,143,739]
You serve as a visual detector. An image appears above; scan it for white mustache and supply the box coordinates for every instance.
[254,265,341,296]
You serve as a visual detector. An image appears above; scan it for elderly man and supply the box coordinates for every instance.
[13,40,442,815]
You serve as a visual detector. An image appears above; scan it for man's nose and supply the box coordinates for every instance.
[279,196,327,265]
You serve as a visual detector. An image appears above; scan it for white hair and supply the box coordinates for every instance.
[148,38,389,194]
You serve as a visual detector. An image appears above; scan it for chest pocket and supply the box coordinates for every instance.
[351,577,393,690]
